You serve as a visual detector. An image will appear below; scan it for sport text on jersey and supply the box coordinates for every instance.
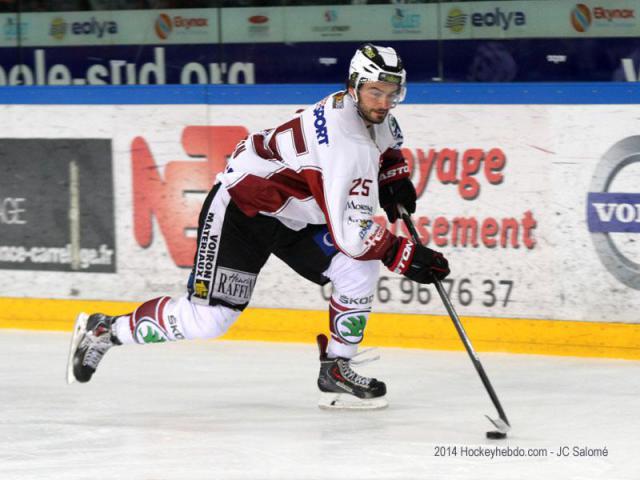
[313,102,329,145]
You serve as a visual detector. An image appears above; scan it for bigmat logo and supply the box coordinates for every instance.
[587,136,640,289]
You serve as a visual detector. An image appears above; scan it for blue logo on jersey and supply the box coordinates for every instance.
[312,227,337,256]
[313,104,329,145]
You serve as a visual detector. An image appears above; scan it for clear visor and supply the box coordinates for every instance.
[358,79,406,107]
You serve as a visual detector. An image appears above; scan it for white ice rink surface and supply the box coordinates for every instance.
[1,330,639,480]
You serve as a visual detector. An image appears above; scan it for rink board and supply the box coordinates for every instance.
[0,84,638,359]
[0,297,639,360]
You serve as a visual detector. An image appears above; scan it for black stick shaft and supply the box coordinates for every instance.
[400,211,510,427]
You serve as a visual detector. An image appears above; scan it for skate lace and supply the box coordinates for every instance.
[339,348,381,387]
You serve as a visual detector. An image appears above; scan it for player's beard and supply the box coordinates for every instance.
[360,106,389,124]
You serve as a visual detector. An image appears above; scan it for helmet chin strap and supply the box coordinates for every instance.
[348,85,372,125]
[348,85,359,104]
[354,98,372,125]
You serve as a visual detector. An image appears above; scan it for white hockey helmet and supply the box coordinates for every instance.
[348,43,407,105]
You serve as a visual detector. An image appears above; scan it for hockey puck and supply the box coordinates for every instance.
[486,431,507,439]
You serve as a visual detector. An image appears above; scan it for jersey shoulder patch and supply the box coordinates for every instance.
[388,114,404,149]
[332,91,346,109]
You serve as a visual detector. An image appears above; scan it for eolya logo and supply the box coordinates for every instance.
[587,136,640,289]
[446,8,468,33]
[155,13,172,40]
[571,4,592,32]
[50,17,117,39]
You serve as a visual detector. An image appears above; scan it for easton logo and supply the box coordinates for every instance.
[393,241,413,274]
[313,103,329,145]
[587,136,640,289]
[379,164,409,183]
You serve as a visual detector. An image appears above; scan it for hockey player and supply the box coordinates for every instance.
[67,44,450,409]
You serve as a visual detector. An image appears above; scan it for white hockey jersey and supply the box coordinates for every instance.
[218,91,405,261]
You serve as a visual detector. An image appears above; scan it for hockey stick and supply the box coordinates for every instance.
[398,206,511,435]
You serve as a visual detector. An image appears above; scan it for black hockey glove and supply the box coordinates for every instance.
[384,237,450,284]
[379,159,416,223]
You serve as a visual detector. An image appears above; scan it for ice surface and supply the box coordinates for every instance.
[0,330,638,480]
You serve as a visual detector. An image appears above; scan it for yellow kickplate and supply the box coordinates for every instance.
[0,297,638,360]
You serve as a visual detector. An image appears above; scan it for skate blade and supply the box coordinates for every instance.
[66,312,89,385]
[318,392,389,411]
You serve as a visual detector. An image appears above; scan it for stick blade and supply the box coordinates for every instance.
[485,414,511,434]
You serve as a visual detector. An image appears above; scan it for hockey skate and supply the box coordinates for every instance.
[66,313,120,384]
[316,334,388,410]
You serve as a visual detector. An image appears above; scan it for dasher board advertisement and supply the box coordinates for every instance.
[0,139,116,273]
[0,84,637,324]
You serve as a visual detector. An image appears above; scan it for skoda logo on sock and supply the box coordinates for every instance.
[334,311,368,344]
[586,136,640,289]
